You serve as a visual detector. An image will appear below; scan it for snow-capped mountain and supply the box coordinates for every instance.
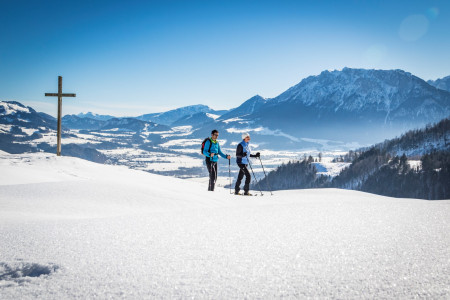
[101,117,170,132]
[218,95,267,121]
[0,100,171,163]
[2,68,449,175]
[248,68,450,143]
[171,112,219,127]
[428,75,450,92]
[75,112,115,121]
[136,104,227,126]
[1,101,56,130]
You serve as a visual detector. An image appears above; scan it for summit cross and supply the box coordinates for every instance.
[45,76,76,156]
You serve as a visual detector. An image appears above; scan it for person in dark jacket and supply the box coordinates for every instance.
[235,132,260,195]
[203,129,231,191]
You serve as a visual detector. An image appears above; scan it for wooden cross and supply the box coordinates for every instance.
[45,76,76,156]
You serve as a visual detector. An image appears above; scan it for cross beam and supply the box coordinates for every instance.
[45,76,76,156]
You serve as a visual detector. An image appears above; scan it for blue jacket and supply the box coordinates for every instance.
[203,138,228,162]
[236,140,251,164]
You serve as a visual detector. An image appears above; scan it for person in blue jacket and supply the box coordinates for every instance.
[203,129,231,191]
[235,132,260,195]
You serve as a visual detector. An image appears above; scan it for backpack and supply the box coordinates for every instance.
[201,137,212,155]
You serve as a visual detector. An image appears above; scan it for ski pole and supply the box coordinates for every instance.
[248,159,263,196]
[228,158,232,194]
[258,157,273,195]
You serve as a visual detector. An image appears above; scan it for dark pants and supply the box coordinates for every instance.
[235,163,251,193]
[206,158,218,191]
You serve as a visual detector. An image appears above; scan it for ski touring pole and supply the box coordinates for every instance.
[248,159,263,196]
[258,157,273,195]
[228,158,232,194]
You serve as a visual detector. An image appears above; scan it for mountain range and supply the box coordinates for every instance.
[57,68,450,147]
[204,68,450,145]
[1,68,450,160]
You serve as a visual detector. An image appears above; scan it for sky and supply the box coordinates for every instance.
[0,0,449,117]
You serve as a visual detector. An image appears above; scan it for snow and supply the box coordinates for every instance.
[226,127,300,142]
[205,113,220,120]
[0,152,449,299]
[226,127,260,134]
[259,127,300,142]
[407,160,422,170]
[24,131,105,147]
[160,126,193,138]
[102,128,120,131]
[221,117,244,124]
[20,128,37,136]
[160,138,202,148]
[98,148,147,156]
[301,137,364,150]
[314,161,351,177]
[0,124,13,133]
[0,102,31,115]
[171,125,193,132]
[134,153,204,172]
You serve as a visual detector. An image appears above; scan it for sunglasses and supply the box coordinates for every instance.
[213,133,219,136]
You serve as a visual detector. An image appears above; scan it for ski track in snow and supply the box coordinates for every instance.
[0,153,449,299]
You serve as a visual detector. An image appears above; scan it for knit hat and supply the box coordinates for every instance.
[242,132,250,139]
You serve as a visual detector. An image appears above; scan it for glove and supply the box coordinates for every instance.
[243,152,247,157]
[255,152,260,158]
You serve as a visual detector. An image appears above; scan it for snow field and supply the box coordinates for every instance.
[0,153,449,299]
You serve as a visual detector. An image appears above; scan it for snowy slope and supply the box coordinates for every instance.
[0,153,449,299]
[136,104,222,126]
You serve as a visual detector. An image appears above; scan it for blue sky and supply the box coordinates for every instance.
[1,0,449,117]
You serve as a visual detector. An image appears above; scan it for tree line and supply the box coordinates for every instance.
[258,118,450,200]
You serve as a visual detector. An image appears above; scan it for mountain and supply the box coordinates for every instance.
[259,118,450,199]
[75,112,115,121]
[1,101,56,130]
[62,115,106,130]
[38,112,57,124]
[428,75,450,92]
[62,114,172,132]
[249,68,450,143]
[330,118,450,199]
[190,68,450,149]
[0,101,109,162]
[101,117,171,132]
[171,112,220,127]
[0,100,201,175]
[136,104,226,126]
[3,68,450,172]
[218,95,267,121]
